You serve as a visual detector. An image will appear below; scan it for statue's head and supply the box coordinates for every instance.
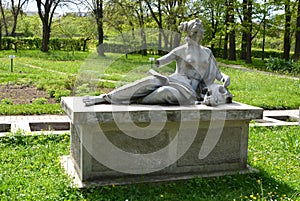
[178,18,204,44]
[202,83,233,106]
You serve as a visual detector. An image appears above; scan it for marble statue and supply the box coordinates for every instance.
[83,18,232,106]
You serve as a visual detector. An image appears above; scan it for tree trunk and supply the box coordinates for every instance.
[95,0,105,56]
[158,29,163,54]
[294,0,300,62]
[229,29,236,60]
[240,0,247,60]
[41,24,50,52]
[0,24,2,50]
[140,28,147,56]
[240,33,247,60]
[284,0,291,60]
[262,0,267,60]
[138,0,147,56]
[11,13,18,37]
[245,0,252,64]
[223,0,229,59]
[96,19,105,56]
[262,21,266,60]
[228,0,236,60]
[173,32,181,48]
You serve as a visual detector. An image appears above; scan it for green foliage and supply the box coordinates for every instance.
[0,51,299,114]
[0,127,299,200]
[32,98,48,105]
[1,37,89,51]
[53,89,71,102]
[1,98,13,105]
[266,57,299,74]
[75,84,92,96]
[0,104,63,115]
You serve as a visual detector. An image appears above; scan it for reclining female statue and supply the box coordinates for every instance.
[83,18,232,106]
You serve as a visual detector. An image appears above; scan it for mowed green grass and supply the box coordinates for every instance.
[220,67,300,109]
[0,126,299,200]
[0,50,299,115]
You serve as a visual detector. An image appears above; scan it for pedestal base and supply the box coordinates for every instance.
[61,97,263,187]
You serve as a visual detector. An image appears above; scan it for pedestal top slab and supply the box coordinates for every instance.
[61,97,263,124]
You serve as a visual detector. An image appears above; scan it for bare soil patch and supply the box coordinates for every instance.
[0,85,56,104]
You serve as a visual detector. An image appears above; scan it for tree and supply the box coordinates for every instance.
[35,0,73,52]
[201,0,224,54]
[11,0,28,36]
[0,0,9,36]
[0,0,29,36]
[238,0,253,63]
[294,0,300,62]
[81,0,105,56]
[18,13,41,37]
[145,0,163,54]
[145,0,196,52]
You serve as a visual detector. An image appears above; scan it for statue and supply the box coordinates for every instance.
[83,18,232,106]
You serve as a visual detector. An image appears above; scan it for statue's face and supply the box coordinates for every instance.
[186,21,204,44]
[179,18,204,45]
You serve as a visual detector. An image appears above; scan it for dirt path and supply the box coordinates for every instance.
[217,62,299,80]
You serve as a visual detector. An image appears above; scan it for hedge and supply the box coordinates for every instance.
[211,48,285,59]
[1,37,90,51]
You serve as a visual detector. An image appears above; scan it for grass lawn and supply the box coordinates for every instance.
[0,50,299,115]
[0,126,299,200]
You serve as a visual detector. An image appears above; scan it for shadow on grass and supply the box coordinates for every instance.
[61,171,299,201]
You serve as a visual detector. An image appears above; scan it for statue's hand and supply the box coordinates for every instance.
[222,75,230,88]
[83,96,97,106]
[83,95,108,106]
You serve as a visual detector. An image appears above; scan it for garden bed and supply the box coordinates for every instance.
[0,84,56,105]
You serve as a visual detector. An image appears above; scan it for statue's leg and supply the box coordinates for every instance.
[140,86,189,105]
[105,76,163,104]
[83,76,162,106]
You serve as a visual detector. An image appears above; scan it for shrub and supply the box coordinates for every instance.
[75,84,91,96]
[1,37,89,51]
[1,98,13,105]
[54,89,71,102]
[32,98,48,105]
[266,57,298,74]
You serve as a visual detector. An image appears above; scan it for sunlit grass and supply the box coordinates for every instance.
[0,126,299,200]
[0,50,299,114]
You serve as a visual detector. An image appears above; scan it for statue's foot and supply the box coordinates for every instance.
[83,95,108,106]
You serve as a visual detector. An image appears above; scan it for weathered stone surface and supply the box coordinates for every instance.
[61,97,263,187]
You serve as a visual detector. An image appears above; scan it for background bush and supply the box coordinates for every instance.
[266,57,300,74]
[1,37,89,51]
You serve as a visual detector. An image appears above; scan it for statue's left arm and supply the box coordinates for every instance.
[209,51,230,88]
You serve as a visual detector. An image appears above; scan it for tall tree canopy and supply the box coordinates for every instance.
[0,0,28,36]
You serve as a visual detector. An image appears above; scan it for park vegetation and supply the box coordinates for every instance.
[0,1,299,200]
[0,0,300,62]
[0,126,299,200]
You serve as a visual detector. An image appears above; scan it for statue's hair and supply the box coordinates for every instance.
[178,18,204,39]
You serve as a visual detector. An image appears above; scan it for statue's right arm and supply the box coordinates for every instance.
[155,52,176,68]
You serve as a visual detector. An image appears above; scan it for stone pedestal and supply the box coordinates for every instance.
[61,97,263,187]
